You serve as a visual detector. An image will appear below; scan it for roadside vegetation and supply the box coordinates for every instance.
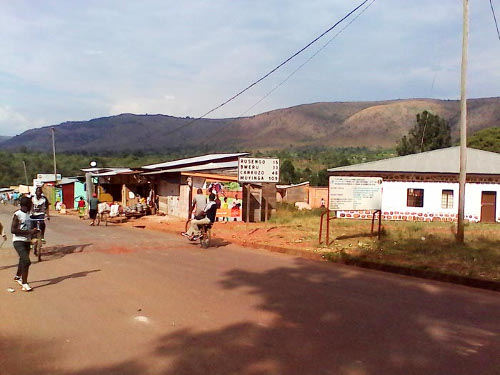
[236,204,500,282]
[0,147,395,187]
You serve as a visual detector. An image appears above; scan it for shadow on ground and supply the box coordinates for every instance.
[39,243,93,261]
[31,269,101,289]
[2,259,499,375]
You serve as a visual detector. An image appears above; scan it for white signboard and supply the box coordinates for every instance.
[329,176,383,211]
[36,173,61,182]
[238,157,280,183]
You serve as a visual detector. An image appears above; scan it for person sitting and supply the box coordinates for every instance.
[182,193,217,241]
[191,188,207,219]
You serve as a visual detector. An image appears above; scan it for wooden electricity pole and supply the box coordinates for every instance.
[51,127,58,184]
[457,0,469,243]
[22,160,29,185]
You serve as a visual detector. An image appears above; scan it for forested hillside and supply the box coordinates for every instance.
[0,148,394,187]
[2,97,499,154]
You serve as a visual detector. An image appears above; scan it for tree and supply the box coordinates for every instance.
[467,127,500,153]
[396,111,451,156]
[280,160,297,184]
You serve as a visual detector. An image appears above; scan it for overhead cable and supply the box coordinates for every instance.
[165,0,370,136]
[490,0,500,41]
[239,0,377,118]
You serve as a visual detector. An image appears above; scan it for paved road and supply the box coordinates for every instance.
[0,204,499,375]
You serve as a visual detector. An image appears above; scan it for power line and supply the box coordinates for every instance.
[205,0,376,141]
[490,0,500,41]
[164,0,370,136]
[239,0,376,118]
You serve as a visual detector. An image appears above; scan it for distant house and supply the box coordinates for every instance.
[276,182,310,204]
[327,147,500,223]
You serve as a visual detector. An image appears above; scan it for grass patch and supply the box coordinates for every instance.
[266,206,500,281]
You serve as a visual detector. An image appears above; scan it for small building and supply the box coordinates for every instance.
[142,153,276,222]
[276,182,328,209]
[327,147,500,223]
[142,153,249,220]
[276,182,310,204]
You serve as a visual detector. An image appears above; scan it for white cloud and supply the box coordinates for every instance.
[0,105,45,135]
[0,0,498,134]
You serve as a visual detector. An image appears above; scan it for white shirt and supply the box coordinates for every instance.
[12,210,31,242]
[31,195,48,216]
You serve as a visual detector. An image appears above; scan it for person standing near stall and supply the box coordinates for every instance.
[88,193,100,226]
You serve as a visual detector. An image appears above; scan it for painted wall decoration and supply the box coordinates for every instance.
[196,180,243,222]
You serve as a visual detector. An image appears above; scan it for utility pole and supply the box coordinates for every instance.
[457,0,469,243]
[51,127,58,184]
[22,160,29,185]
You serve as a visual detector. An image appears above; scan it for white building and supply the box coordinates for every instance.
[327,147,500,223]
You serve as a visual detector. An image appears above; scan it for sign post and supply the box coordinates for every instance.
[238,157,280,222]
[322,176,383,243]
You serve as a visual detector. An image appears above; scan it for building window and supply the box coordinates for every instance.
[441,190,454,209]
[407,188,424,207]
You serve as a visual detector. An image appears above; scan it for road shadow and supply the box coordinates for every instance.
[0,263,18,271]
[3,260,500,375]
[39,243,93,262]
[31,269,101,289]
[209,237,230,248]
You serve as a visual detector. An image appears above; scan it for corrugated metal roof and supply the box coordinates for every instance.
[141,161,238,175]
[328,147,500,174]
[58,177,79,185]
[276,181,310,189]
[80,167,134,176]
[142,153,249,170]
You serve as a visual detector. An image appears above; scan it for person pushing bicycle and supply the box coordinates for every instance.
[31,186,50,243]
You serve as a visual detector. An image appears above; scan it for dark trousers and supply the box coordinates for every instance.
[13,241,31,284]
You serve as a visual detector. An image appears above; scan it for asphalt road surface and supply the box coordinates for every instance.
[0,204,499,375]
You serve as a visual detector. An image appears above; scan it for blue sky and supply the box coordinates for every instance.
[0,0,499,136]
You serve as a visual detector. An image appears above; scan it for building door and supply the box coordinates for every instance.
[62,184,74,208]
[480,191,497,223]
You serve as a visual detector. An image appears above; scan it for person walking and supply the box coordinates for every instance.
[88,193,100,226]
[77,197,86,219]
[11,196,38,292]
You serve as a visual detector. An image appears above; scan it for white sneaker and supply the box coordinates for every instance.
[22,283,33,292]
[14,276,23,286]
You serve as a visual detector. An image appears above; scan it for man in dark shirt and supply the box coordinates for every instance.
[88,193,100,226]
[182,193,217,240]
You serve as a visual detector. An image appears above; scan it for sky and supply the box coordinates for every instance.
[0,0,499,136]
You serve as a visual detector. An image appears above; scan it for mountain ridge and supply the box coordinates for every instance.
[2,97,499,153]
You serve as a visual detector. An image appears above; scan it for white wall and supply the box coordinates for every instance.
[382,181,500,222]
[338,181,500,222]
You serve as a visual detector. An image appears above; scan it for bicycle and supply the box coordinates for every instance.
[184,219,212,249]
[30,218,45,262]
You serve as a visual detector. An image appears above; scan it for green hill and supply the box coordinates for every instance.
[2,97,499,153]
